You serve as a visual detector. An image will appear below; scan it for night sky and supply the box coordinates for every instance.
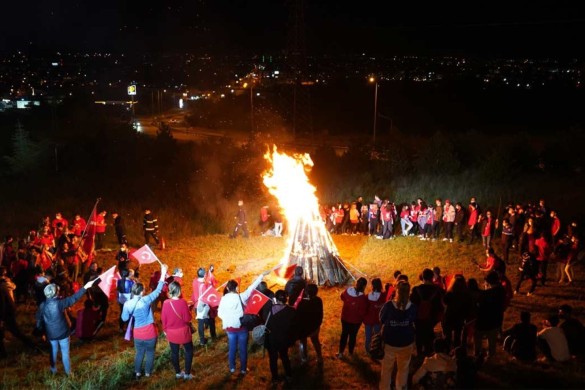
[1,1,584,57]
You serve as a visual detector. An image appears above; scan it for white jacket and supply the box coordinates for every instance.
[217,274,264,330]
[443,204,456,223]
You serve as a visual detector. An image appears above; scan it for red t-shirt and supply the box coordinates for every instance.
[535,238,551,261]
[95,215,106,233]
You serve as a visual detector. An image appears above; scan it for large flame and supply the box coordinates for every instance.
[263,146,339,268]
[263,146,319,230]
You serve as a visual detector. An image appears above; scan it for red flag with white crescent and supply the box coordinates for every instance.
[244,290,270,315]
[131,245,159,265]
[81,208,97,257]
[206,269,218,288]
[97,265,118,298]
[200,285,221,307]
[293,288,304,309]
[273,263,297,279]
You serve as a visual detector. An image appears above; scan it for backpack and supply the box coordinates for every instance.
[416,288,439,322]
[369,327,385,360]
[251,311,271,345]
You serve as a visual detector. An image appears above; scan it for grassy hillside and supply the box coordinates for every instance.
[1,234,584,389]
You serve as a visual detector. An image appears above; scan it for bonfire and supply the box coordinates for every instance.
[263,146,354,285]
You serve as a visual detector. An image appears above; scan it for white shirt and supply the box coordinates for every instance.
[538,326,571,362]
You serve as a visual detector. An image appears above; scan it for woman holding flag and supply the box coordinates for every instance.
[192,266,218,346]
[122,261,168,379]
[218,270,270,375]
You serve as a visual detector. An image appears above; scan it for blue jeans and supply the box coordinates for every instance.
[134,337,157,375]
[227,329,248,372]
[50,337,71,375]
[400,218,413,235]
[364,323,381,353]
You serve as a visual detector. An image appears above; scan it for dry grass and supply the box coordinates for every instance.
[1,234,584,389]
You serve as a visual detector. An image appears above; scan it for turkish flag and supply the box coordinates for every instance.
[81,208,97,257]
[445,272,463,290]
[131,245,159,265]
[273,263,297,279]
[293,288,304,309]
[244,290,270,315]
[86,208,97,236]
[97,265,118,298]
[206,270,218,288]
[200,285,221,307]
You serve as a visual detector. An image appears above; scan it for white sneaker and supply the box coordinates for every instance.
[442,238,448,241]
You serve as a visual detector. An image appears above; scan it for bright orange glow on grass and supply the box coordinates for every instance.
[263,146,340,274]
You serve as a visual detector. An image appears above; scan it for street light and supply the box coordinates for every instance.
[369,76,378,143]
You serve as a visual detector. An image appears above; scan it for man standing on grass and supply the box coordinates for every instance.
[474,271,506,363]
[410,268,444,357]
[94,211,107,250]
[432,199,443,241]
[111,212,127,246]
[443,200,456,242]
[143,209,160,246]
[230,200,249,239]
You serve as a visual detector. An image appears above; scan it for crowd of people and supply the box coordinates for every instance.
[336,266,584,390]
[0,196,583,388]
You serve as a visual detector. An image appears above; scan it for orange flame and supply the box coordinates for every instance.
[263,146,319,230]
[263,146,339,269]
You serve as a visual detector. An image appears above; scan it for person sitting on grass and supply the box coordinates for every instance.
[502,311,537,362]
[412,338,457,389]
[559,304,585,357]
[479,247,506,277]
[537,314,571,363]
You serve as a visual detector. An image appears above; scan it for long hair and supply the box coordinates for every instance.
[371,278,382,293]
[447,275,467,294]
[394,281,410,310]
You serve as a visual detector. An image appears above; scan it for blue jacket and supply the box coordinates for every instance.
[37,287,87,341]
[122,280,164,328]
[380,301,417,347]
